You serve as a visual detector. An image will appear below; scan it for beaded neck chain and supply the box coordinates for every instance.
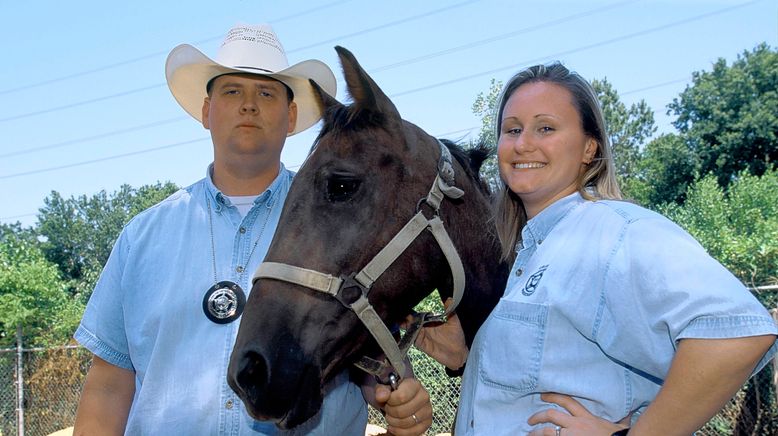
[202,191,275,324]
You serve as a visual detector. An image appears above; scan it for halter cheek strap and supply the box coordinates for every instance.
[252,140,466,385]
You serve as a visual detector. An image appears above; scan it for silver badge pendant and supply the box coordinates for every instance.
[203,281,246,324]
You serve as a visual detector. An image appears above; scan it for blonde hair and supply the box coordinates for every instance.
[493,62,622,261]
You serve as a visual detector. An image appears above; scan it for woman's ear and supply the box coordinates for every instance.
[583,138,598,164]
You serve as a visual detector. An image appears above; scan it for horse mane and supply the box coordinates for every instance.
[439,138,494,197]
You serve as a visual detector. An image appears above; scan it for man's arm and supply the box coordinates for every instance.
[73,355,135,436]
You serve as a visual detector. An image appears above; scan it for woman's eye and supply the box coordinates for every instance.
[327,177,361,202]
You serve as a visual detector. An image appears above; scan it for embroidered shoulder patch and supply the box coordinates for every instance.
[522,264,549,296]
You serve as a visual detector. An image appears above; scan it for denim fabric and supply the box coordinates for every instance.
[455,193,777,435]
[75,164,367,435]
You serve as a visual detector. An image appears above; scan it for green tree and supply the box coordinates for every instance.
[628,133,699,207]
[591,78,656,200]
[470,78,503,189]
[669,43,778,188]
[0,230,78,347]
[37,181,178,298]
[660,169,778,289]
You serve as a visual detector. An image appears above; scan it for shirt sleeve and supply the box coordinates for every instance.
[73,226,134,371]
[598,214,777,381]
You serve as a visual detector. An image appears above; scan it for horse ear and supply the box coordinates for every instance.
[334,46,401,121]
[309,78,344,125]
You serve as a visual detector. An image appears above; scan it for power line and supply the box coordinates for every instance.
[0,116,189,158]
[0,0,355,96]
[390,0,760,98]
[370,0,640,73]
[0,0,479,125]
[289,0,479,52]
[0,137,210,180]
[0,1,759,179]
[0,84,165,123]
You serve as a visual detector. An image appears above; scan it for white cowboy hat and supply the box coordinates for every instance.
[165,23,336,136]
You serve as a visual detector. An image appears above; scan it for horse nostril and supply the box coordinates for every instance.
[236,350,268,399]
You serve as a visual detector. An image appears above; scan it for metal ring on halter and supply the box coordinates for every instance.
[555,425,562,436]
[388,373,400,391]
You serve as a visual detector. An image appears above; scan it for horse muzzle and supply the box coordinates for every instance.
[227,339,324,429]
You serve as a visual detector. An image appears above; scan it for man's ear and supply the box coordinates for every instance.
[201,97,211,129]
[287,101,298,135]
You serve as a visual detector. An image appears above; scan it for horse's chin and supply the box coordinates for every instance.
[240,368,325,430]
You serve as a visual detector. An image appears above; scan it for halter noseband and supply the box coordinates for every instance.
[252,140,466,387]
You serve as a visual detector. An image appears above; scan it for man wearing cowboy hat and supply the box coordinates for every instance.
[72,23,431,435]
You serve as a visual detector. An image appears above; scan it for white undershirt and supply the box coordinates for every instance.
[225,194,260,219]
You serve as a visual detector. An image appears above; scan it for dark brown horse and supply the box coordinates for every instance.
[227,46,508,429]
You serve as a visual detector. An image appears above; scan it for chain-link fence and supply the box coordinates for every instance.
[0,346,90,436]
[1,289,776,436]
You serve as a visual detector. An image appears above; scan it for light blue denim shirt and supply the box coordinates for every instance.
[455,192,777,435]
[75,164,367,435]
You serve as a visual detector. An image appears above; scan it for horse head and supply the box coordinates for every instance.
[227,46,508,428]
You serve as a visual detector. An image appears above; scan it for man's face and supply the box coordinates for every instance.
[202,74,297,163]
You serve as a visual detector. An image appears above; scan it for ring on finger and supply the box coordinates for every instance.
[555,425,562,436]
[411,414,419,424]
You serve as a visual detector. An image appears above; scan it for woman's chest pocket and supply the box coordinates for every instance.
[478,300,548,394]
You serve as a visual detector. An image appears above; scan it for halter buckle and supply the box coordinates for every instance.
[333,273,370,309]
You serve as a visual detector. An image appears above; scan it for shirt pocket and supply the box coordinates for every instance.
[478,299,548,394]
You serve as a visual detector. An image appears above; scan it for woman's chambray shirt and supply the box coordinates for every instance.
[75,165,367,435]
[455,192,777,435]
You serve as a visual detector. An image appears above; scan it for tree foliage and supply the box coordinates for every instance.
[627,133,699,207]
[0,231,77,347]
[669,43,778,188]
[37,181,178,297]
[592,78,656,188]
[661,169,778,288]
[470,78,503,190]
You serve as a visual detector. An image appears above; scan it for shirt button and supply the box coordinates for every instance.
[239,226,246,234]
[515,268,523,277]
[236,266,244,273]
[537,239,543,245]
[225,399,234,409]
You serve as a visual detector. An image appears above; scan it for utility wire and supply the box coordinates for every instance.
[0,0,355,96]
[0,1,759,179]
[0,0,645,150]
[370,0,640,73]
[0,84,165,123]
[0,137,210,180]
[390,0,760,98]
[0,116,189,158]
[0,0,478,124]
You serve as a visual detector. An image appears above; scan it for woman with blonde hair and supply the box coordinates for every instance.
[415,62,777,435]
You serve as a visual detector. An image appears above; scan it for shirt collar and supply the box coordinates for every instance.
[204,162,289,209]
[522,192,585,246]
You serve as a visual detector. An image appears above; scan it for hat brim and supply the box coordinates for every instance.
[166,44,336,136]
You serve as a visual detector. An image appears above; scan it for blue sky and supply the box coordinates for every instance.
[1,0,776,227]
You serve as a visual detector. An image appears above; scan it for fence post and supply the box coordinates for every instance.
[772,308,778,403]
[16,323,24,436]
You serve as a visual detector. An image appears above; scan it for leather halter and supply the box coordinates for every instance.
[252,140,466,386]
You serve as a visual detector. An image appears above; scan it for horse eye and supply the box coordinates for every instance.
[326,177,360,202]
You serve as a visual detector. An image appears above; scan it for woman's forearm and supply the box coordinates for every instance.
[629,335,775,435]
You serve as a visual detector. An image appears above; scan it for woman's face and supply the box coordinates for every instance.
[497,81,597,218]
